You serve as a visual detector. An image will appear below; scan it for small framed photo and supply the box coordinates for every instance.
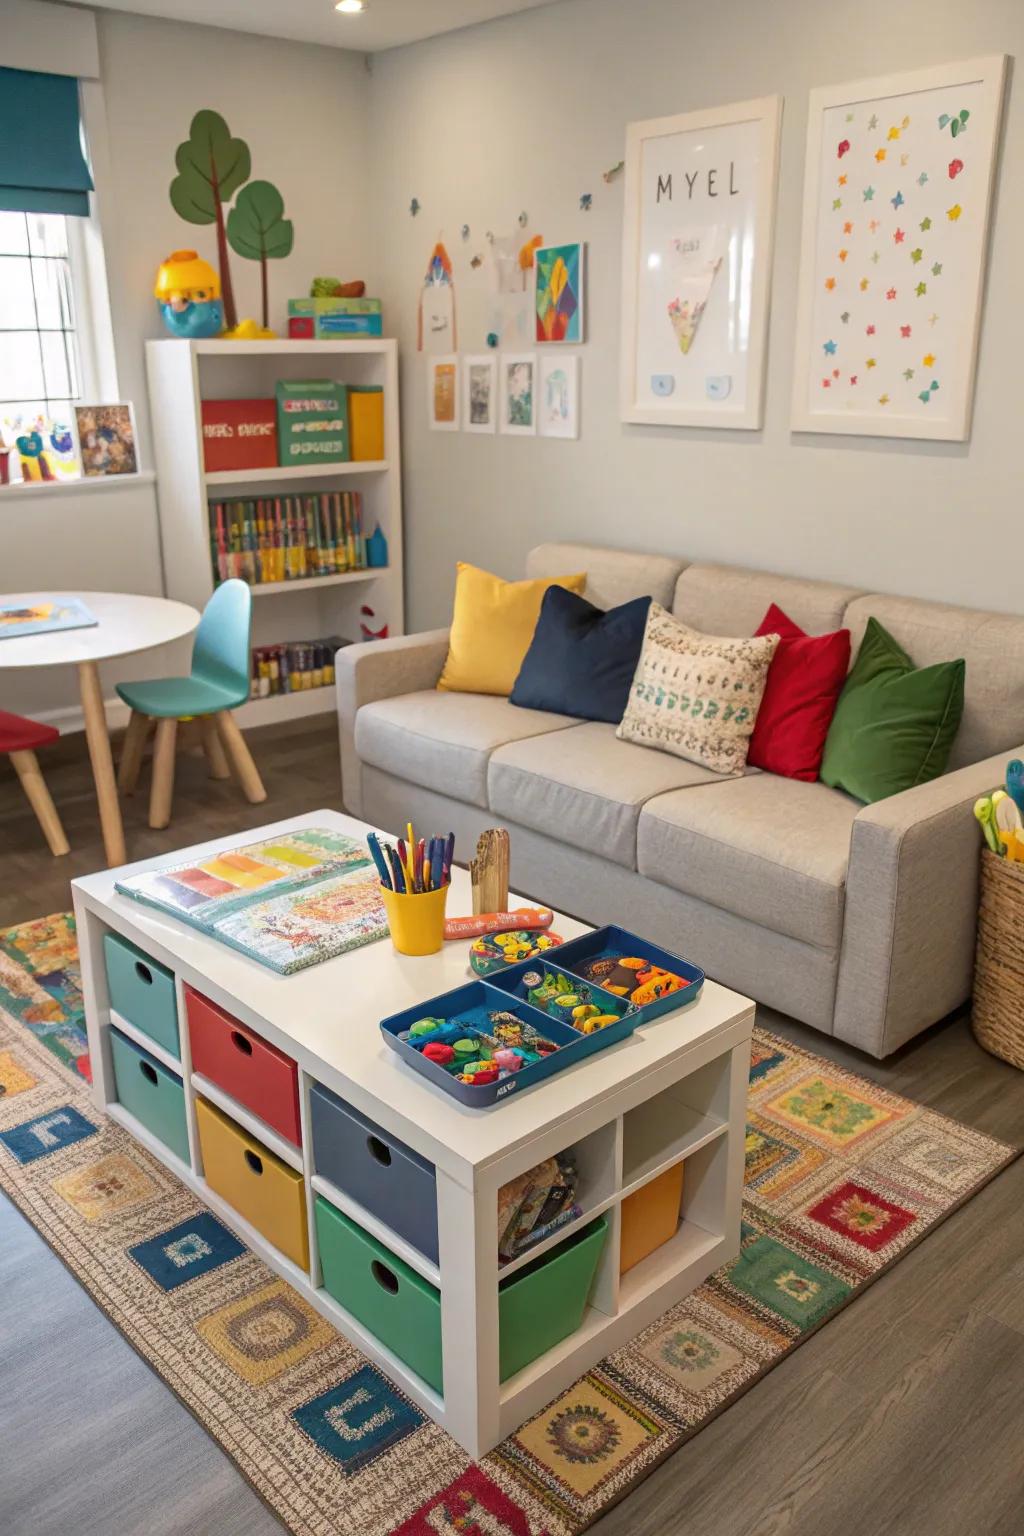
[538,352,580,439]
[74,402,138,476]
[427,354,459,431]
[462,354,497,433]
[535,242,585,344]
[499,353,537,435]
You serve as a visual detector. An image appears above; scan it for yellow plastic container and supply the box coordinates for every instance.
[620,1162,684,1274]
[381,882,449,956]
[349,385,385,461]
[195,1096,309,1268]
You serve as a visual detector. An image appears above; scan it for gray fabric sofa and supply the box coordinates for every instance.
[336,542,1024,1058]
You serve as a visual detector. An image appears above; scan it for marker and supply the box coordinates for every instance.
[367,832,392,889]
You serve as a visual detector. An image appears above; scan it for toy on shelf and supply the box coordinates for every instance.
[311,277,366,298]
[469,927,563,976]
[359,604,388,641]
[154,249,224,338]
[227,180,293,336]
[498,1152,580,1264]
[470,827,510,915]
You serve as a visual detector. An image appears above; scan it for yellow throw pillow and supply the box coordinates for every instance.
[437,563,587,695]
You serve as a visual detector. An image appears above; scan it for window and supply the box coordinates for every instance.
[0,210,84,428]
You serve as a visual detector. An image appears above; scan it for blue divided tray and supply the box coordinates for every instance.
[488,959,637,1027]
[547,926,705,1024]
[380,978,636,1108]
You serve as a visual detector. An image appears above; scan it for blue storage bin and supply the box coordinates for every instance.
[547,927,705,1024]
[310,1082,439,1264]
[109,1027,190,1164]
[380,979,635,1108]
[104,932,180,1057]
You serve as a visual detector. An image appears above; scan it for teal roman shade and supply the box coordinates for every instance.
[0,66,94,216]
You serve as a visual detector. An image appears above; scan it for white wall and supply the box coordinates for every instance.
[368,0,1024,630]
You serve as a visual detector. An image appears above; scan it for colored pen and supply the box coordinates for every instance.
[388,844,406,894]
[431,837,444,891]
[443,831,455,885]
[367,833,392,890]
[415,838,425,892]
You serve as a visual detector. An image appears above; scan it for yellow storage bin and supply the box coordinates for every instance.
[349,385,385,461]
[620,1162,684,1274]
[195,1096,309,1269]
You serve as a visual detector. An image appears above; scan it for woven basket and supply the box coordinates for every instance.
[972,848,1024,1070]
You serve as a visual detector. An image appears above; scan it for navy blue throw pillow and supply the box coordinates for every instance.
[510,586,652,723]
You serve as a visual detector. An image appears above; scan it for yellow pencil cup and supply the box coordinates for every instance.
[381,882,449,956]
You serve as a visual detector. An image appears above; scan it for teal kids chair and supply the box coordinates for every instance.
[116,579,266,829]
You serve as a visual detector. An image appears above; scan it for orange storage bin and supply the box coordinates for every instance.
[186,985,301,1145]
[620,1163,684,1274]
[196,1096,309,1268]
[348,385,384,461]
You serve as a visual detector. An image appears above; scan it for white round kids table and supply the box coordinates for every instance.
[0,591,199,866]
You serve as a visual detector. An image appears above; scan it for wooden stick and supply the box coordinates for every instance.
[469,827,510,915]
[10,749,70,857]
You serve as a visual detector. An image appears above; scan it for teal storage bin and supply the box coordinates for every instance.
[104,933,179,1058]
[110,1027,190,1164]
[315,1196,607,1393]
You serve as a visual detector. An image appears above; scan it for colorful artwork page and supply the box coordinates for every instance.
[210,866,387,974]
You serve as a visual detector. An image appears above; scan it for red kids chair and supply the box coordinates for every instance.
[0,711,70,856]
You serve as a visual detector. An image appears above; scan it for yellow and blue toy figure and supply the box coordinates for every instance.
[154,249,224,338]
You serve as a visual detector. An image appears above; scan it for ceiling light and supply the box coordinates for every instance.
[335,0,365,13]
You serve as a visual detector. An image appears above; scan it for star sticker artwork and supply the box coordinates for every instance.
[875,147,887,163]
[948,203,963,221]
[900,324,912,338]
[887,125,901,141]
[915,281,928,296]
[850,375,858,385]
[823,339,838,355]
[920,217,932,230]
[879,393,890,404]
[866,357,877,368]
[825,276,837,291]
[891,191,904,209]
[918,172,929,186]
[886,287,897,300]
[868,113,879,130]
[903,368,915,380]
[893,228,905,244]
[839,248,849,262]
[840,311,850,323]
[859,277,870,291]
[843,220,854,234]
[863,185,875,201]
[866,323,876,335]
[932,261,943,276]
[910,248,923,263]
[922,352,936,367]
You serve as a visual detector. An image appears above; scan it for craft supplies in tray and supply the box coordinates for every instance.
[489,959,635,1034]
[469,927,564,977]
[380,974,636,1107]
[548,926,705,1023]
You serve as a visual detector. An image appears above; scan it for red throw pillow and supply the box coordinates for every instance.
[748,603,851,781]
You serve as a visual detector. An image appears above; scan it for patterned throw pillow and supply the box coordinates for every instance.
[616,603,780,774]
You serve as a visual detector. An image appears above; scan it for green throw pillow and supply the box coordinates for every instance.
[820,617,965,803]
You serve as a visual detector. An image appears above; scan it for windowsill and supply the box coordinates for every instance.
[0,470,156,502]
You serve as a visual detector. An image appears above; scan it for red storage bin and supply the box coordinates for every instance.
[185,985,301,1145]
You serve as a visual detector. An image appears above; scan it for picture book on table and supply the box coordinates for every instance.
[114,828,387,974]
[0,598,98,639]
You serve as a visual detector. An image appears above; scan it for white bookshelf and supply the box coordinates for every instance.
[145,339,404,726]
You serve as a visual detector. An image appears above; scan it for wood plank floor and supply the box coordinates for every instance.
[1,719,1021,1536]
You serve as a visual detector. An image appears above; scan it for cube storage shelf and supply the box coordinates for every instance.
[74,810,752,1459]
[144,338,404,728]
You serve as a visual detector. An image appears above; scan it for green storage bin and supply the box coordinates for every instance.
[104,932,179,1057]
[110,1027,190,1164]
[314,1197,607,1393]
[275,379,349,467]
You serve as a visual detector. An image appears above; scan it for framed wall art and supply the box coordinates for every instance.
[620,95,782,430]
[427,354,459,432]
[791,56,1007,440]
[538,352,580,439]
[534,242,585,344]
[499,353,537,436]
[462,354,497,433]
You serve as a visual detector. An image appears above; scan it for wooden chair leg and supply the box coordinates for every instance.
[118,710,150,794]
[199,715,231,780]
[10,749,70,857]
[149,718,178,829]
[215,711,267,804]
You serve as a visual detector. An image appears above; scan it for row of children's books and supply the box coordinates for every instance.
[209,492,367,585]
[250,635,349,697]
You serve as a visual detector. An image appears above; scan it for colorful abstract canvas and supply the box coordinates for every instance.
[792,57,1007,439]
[535,242,584,344]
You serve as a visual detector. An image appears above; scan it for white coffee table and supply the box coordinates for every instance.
[73,809,753,1457]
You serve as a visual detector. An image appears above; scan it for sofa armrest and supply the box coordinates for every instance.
[833,747,1020,1057]
[335,629,450,816]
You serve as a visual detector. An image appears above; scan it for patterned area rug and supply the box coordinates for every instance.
[0,914,1015,1536]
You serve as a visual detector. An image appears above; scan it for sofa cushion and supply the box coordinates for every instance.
[674,563,863,638]
[526,542,686,610]
[842,593,1024,769]
[437,562,586,696]
[511,587,651,723]
[637,773,860,949]
[488,720,723,868]
[355,691,578,808]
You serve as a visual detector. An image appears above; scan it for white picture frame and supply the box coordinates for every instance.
[499,352,537,436]
[538,352,580,439]
[462,354,497,433]
[791,56,1007,441]
[620,95,782,430]
[427,354,459,432]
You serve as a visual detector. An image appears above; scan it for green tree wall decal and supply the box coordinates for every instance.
[170,110,251,332]
[227,180,294,331]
